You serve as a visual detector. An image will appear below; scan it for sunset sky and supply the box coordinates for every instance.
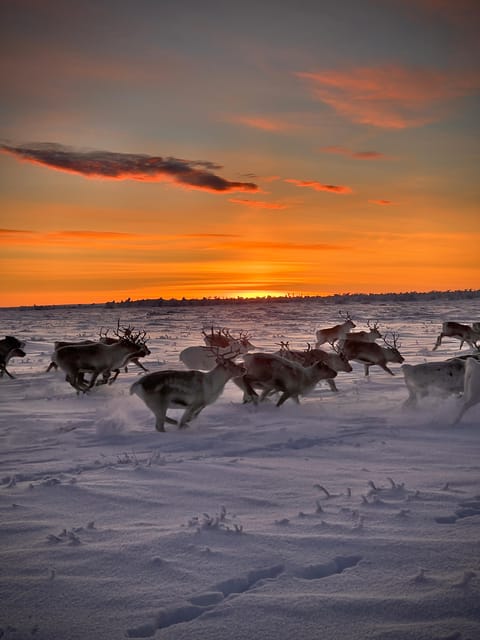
[1,0,479,307]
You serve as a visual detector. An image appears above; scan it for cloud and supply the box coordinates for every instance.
[321,146,386,160]
[183,233,240,238]
[0,228,347,253]
[0,228,139,247]
[228,198,288,210]
[368,199,398,206]
[401,0,480,25]
[0,143,258,193]
[285,179,352,194]
[219,239,347,252]
[297,65,480,128]
[230,115,293,132]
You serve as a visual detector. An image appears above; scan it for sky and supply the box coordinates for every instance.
[1,0,479,307]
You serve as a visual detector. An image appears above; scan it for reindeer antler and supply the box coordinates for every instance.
[339,310,353,321]
[383,331,401,349]
[99,326,110,339]
[113,319,148,345]
[202,326,232,348]
[207,343,241,363]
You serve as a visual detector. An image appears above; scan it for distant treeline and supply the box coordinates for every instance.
[12,289,479,311]
[102,289,480,309]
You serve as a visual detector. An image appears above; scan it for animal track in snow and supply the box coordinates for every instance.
[297,555,362,580]
[126,555,362,637]
[435,496,480,524]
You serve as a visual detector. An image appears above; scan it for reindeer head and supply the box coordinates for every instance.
[339,310,356,330]
[383,332,404,363]
[367,320,382,339]
[210,345,246,376]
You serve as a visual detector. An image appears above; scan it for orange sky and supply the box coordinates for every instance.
[1,1,479,306]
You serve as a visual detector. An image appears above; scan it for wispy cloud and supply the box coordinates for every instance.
[0,143,259,193]
[0,228,140,247]
[229,115,293,132]
[0,228,346,253]
[368,199,398,206]
[321,146,387,160]
[297,65,480,128]
[228,198,288,210]
[0,229,224,247]
[219,239,347,252]
[285,179,352,194]
[402,0,480,26]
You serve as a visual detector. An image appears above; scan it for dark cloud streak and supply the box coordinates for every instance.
[0,142,258,193]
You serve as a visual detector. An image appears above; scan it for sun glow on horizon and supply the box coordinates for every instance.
[225,289,291,299]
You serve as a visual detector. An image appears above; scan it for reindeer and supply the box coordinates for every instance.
[130,349,245,431]
[47,340,96,372]
[234,352,336,406]
[98,325,151,381]
[275,342,351,392]
[433,322,480,351]
[343,320,382,343]
[315,311,355,347]
[453,357,480,424]
[48,324,151,382]
[340,332,404,376]
[202,327,255,351]
[0,336,26,378]
[202,326,232,348]
[55,324,149,392]
[180,329,255,370]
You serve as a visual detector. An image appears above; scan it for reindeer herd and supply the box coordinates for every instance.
[1,315,480,430]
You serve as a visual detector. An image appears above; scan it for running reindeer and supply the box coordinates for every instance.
[275,341,351,392]
[340,332,404,376]
[55,323,150,392]
[131,346,245,431]
[315,311,355,347]
[0,336,26,379]
[343,320,382,343]
[48,322,150,383]
[179,326,255,370]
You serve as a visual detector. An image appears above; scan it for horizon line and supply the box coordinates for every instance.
[2,288,480,311]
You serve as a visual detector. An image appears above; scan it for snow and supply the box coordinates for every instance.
[1,299,479,640]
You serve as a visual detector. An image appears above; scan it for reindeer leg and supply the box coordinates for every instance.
[327,378,338,392]
[233,375,258,404]
[276,392,291,407]
[433,334,443,350]
[403,388,418,408]
[155,419,166,432]
[453,399,475,425]
[87,372,101,389]
[67,371,86,392]
[78,372,93,392]
[108,369,120,384]
[380,364,395,376]
[178,404,203,428]
[259,386,274,402]
[133,358,149,372]
[46,361,58,372]
[137,394,169,432]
